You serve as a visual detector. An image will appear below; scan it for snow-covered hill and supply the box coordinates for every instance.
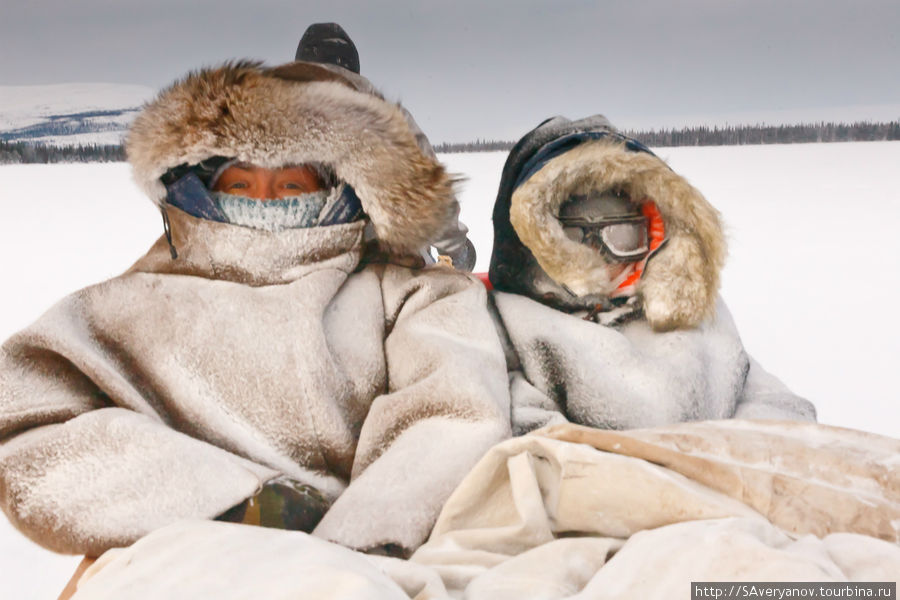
[0,83,155,146]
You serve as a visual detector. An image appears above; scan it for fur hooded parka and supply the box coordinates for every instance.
[487,116,816,434]
[0,61,510,557]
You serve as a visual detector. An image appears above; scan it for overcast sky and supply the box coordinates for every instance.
[2,0,899,142]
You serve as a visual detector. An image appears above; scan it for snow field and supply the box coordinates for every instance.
[1,142,898,597]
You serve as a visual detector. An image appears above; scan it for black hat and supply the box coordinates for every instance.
[295,23,360,74]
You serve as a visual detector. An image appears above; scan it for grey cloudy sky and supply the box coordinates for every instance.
[2,0,899,142]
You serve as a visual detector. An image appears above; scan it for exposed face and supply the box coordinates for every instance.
[212,164,324,200]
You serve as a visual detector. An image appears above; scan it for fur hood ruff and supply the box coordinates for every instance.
[495,117,726,331]
[126,61,456,255]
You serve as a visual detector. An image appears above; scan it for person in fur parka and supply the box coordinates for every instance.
[488,115,816,435]
[0,60,510,558]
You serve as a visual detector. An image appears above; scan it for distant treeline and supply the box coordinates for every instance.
[0,140,125,164]
[434,120,900,153]
[2,120,898,164]
[434,139,515,153]
[628,120,900,147]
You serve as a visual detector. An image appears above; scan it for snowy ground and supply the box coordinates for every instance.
[1,143,899,597]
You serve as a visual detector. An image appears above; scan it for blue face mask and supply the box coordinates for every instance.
[210,191,330,232]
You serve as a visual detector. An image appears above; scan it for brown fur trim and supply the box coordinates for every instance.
[126,61,456,254]
[509,141,726,331]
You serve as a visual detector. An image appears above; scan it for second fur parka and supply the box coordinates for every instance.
[488,116,816,433]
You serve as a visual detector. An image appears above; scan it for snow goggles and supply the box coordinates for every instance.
[559,214,650,262]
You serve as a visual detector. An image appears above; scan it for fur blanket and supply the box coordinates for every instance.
[70,420,900,599]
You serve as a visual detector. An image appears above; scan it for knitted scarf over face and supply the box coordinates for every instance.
[210,190,331,232]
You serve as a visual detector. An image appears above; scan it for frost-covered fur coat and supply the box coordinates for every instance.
[0,61,510,557]
[488,116,815,434]
[313,61,474,268]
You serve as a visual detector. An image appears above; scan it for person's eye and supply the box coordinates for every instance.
[227,182,248,190]
[283,182,302,190]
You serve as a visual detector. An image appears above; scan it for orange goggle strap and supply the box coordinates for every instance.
[614,200,666,293]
